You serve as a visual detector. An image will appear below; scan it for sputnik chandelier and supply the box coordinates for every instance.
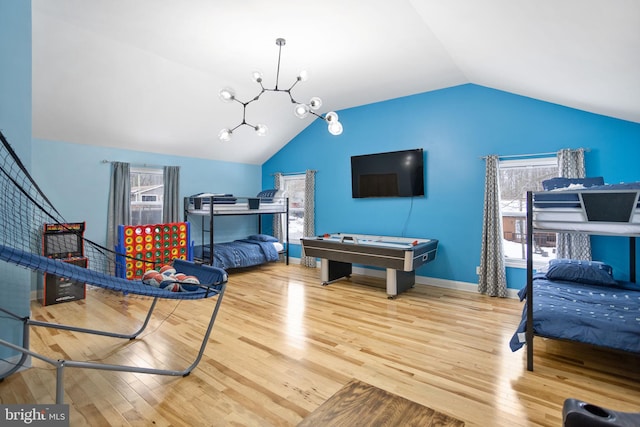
[218,38,343,142]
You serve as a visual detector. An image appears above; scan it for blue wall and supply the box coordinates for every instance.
[263,84,640,289]
[0,0,32,361]
[32,139,263,247]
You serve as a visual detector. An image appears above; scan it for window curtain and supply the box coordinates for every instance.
[107,162,131,254]
[273,172,283,242]
[556,148,591,260]
[162,166,180,223]
[478,155,508,297]
[301,170,316,268]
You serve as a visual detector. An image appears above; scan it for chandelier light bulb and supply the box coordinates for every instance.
[219,88,235,102]
[219,128,233,142]
[294,103,310,119]
[297,70,309,82]
[255,124,268,136]
[309,97,322,110]
[251,71,263,83]
[328,121,343,136]
[325,111,339,123]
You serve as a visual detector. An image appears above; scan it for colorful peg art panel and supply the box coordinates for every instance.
[119,222,190,280]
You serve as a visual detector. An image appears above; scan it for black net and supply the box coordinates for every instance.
[0,131,225,300]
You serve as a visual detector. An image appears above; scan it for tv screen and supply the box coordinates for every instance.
[43,232,83,258]
[351,149,424,198]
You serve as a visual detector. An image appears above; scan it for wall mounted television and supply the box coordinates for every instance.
[351,148,424,198]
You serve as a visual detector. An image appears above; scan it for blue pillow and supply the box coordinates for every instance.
[545,258,616,286]
[248,234,278,242]
[542,177,604,191]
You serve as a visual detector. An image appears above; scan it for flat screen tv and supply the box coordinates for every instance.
[351,148,424,198]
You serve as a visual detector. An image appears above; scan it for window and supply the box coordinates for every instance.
[282,174,306,241]
[499,156,558,268]
[130,167,164,225]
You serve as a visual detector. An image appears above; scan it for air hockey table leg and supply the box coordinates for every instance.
[386,268,415,298]
[321,259,352,285]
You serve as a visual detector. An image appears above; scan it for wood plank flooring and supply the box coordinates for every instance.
[1,263,639,426]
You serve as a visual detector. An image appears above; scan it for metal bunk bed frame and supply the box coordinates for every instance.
[525,190,638,371]
[183,195,290,266]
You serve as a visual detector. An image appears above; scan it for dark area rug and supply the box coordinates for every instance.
[297,379,465,427]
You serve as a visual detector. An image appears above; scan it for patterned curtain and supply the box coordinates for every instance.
[107,162,131,253]
[556,148,591,260]
[273,172,283,242]
[162,166,180,223]
[301,170,317,268]
[478,155,508,297]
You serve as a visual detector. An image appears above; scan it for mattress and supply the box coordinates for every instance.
[193,239,281,269]
[188,200,287,215]
[510,274,640,353]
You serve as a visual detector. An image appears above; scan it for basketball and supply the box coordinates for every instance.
[147,272,164,287]
[162,282,181,292]
[159,274,180,292]
[143,267,200,292]
[160,274,176,284]
[182,275,200,284]
[142,270,163,287]
[179,275,200,292]
[141,269,158,285]
[159,265,176,276]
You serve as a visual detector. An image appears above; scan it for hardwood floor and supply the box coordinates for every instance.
[1,263,639,426]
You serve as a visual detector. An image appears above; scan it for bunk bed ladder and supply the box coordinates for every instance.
[525,191,534,371]
[630,236,636,283]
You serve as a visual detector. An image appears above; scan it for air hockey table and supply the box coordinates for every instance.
[300,233,438,298]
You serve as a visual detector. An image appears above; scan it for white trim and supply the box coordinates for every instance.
[130,165,163,174]
[301,259,520,299]
[498,154,558,271]
[498,156,557,168]
[352,265,520,299]
[504,258,546,271]
[415,274,521,299]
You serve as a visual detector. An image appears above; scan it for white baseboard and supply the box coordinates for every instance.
[292,258,519,299]
[413,273,521,299]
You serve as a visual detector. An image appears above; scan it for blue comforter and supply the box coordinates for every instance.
[195,239,279,270]
[510,274,640,353]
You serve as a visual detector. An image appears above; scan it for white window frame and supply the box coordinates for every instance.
[499,156,558,270]
[282,174,306,242]
[130,166,164,226]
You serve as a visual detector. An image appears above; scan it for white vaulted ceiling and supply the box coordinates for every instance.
[31,0,640,164]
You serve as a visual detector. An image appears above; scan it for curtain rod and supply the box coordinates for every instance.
[100,160,176,169]
[480,148,590,160]
[271,170,317,176]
